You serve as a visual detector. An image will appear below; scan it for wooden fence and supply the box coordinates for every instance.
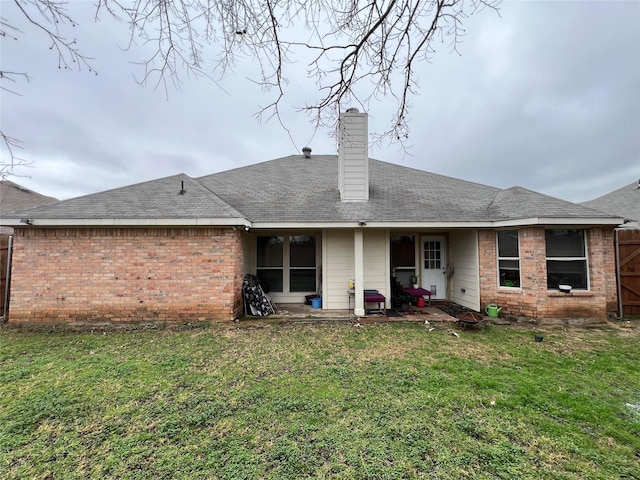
[617,228,640,316]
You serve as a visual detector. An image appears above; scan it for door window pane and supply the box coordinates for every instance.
[424,241,441,269]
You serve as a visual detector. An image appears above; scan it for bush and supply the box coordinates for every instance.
[391,276,412,308]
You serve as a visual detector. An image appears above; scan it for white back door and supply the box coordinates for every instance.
[422,236,447,299]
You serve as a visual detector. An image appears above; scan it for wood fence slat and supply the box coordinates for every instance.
[618,229,640,315]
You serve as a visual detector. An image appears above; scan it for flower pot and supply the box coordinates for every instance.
[412,284,418,289]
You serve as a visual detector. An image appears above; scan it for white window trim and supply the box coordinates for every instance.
[496,229,521,289]
[256,233,319,295]
[288,235,318,293]
[390,234,417,286]
[256,235,285,292]
[545,229,590,291]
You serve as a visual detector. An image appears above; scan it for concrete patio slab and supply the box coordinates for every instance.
[239,303,459,323]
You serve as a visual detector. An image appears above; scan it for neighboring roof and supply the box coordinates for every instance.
[3,156,623,227]
[0,181,58,214]
[580,180,639,223]
[1,181,59,234]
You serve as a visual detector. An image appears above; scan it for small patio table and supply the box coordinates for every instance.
[403,287,432,306]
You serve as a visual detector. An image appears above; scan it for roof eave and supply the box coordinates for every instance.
[2,217,251,227]
[252,217,624,229]
[251,221,498,229]
[491,217,625,227]
[4,216,623,229]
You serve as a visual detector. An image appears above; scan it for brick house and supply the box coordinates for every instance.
[3,110,623,323]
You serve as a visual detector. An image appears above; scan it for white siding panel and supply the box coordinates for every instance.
[324,230,388,309]
[343,166,367,175]
[242,234,255,274]
[449,230,480,311]
[338,111,369,201]
[325,230,355,309]
[363,231,388,297]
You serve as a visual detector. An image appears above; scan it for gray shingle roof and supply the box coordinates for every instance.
[487,186,608,221]
[580,180,639,222]
[4,174,245,220]
[3,156,622,226]
[198,155,503,223]
[198,156,615,223]
[0,181,58,215]
[1,181,59,234]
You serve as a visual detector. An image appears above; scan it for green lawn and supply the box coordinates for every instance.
[1,320,639,479]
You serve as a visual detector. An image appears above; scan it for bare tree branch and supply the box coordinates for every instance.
[1,0,98,177]
[10,0,97,73]
[2,0,500,176]
[0,131,32,181]
[92,0,499,146]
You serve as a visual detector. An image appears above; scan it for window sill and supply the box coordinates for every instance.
[547,290,592,298]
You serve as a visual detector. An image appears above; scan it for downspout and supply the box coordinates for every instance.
[614,228,622,319]
[2,236,12,322]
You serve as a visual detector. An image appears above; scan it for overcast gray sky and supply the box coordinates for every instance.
[1,0,639,203]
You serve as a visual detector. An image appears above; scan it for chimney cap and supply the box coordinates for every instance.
[302,146,312,158]
[345,107,360,113]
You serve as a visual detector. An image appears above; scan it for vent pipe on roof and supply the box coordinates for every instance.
[179,180,186,195]
[302,147,312,158]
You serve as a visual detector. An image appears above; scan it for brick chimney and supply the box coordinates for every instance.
[338,108,369,202]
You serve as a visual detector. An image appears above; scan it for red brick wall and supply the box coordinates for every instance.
[478,226,616,319]
[9,227,244,323]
